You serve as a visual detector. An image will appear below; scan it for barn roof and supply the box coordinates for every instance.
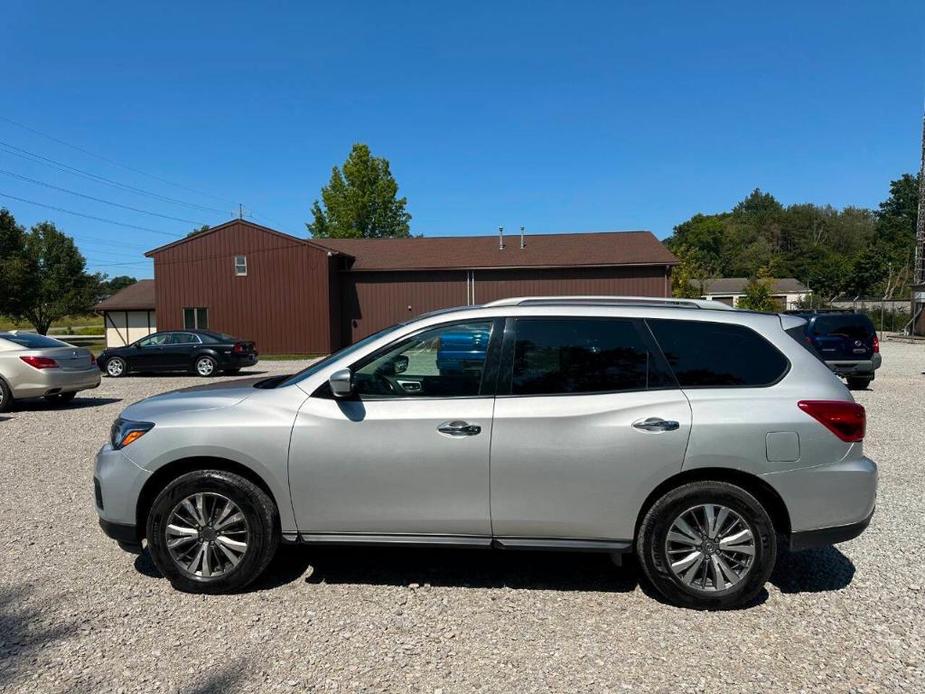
[144,220,678,271]
[93,279,156,311]
[312,230,677,271]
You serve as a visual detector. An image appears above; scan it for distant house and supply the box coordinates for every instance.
[93,279,157,347]
[700,277,810,310]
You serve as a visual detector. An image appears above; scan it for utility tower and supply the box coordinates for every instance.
[913,111,925,335]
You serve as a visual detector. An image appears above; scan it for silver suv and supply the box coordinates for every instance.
[94,297,876,609]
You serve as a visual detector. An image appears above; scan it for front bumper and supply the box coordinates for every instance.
[94,443,150,548]
[13,366,101,399]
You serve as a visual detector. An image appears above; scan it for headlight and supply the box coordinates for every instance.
[110,418,154,449]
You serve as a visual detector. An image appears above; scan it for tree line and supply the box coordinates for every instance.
[0,209,136,334]
[666,173,921,306]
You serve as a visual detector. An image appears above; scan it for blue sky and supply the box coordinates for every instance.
[2,1,923,279]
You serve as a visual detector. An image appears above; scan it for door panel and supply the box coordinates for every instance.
[289,397,494,535]
[490,390,691,540]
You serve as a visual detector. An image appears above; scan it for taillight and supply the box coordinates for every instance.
[19,355,59,369]
[90,353,97,365]
[232,343,245,354]
[798,400,866,442]
[872,335,879,353]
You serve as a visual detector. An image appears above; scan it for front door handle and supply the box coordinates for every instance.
[632,417,680,432]
[437,420,482,437]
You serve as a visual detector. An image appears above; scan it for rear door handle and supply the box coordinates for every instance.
[437,420,482,437]
[632,417,680,432]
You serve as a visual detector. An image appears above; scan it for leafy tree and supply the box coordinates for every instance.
[0,208,29,317]
[670,244,712,298]
[736,269,778,312]
[308,143,411,238]
[5,221,99,334]
[186,224,211,238]
[99,275,137,297]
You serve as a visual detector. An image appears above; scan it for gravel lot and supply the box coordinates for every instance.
[1,342,923,693]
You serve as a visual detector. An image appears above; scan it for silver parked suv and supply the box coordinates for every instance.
[94,297,876,609]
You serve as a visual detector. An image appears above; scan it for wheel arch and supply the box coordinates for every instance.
[635,467,792,539]
[136,456,279,540]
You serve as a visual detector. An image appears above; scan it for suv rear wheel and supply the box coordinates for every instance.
[846,376,872,390]
[145,470,279,593]
[636,481,776,609]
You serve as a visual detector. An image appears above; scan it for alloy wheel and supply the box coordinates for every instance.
[196,358,215,376]
[107,359,124,377]
[665,503,756,593]
[165,492,250,579]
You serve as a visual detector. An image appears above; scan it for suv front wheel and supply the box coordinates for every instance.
[636,481,777,610]
[145,470,279,593]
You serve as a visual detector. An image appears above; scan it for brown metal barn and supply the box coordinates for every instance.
[144,220,678,354]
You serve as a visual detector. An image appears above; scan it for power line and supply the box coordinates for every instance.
[0,191,183,238]
[0,114,240,208]
[0,168,211,226]
[0,139,231,216]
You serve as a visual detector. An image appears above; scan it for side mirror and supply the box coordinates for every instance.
[393,354,409,374]
[328,368,353,398]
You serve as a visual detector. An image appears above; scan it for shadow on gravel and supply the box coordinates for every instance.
[770,546,855,593]
[0,584,77,688]
[299,546,640,593]
[9,396,122,412]
[186,657,250,693]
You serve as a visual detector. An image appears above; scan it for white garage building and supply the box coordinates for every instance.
[93,280,157,348]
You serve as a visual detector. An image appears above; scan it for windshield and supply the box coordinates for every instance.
[278,323,404,387]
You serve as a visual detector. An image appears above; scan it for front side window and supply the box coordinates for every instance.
[183,308,209,330]
[234,255,247,276]
[647,319,789,387]
[137,334,169,347]
[353,321,494,398]
[510,318,672,396]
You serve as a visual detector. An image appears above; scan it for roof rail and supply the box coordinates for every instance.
[482,296,737,310]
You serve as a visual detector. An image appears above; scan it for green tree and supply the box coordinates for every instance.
[186,224,211,238]
[736,268,778,312]
[0,208,29,318]
[308,143,411,238]
[99,275,137,296]
[6,221,99,334]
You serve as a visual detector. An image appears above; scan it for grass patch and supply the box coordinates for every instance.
[0,313,103,331]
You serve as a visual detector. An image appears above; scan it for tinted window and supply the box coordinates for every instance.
[354,321,494,398]
[137,334,169,347]
[511,318,672,396]
[647,319,788,387]
[811,314,874,340]
[0,332,66,349]
[168,332,199,344]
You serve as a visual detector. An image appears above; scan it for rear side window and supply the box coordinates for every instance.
[0,332,66,349]
[510,318,674,395]
[647,319,789,387]
[811,315,874,339]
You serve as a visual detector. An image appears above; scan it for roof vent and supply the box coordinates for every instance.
[498,226,505,250]
[520,225,526,249]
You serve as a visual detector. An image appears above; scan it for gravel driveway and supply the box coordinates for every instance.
[1,343,923,692]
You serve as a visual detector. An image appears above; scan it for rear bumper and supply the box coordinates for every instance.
[13,366,101,399]
[762,455,877,539]
[826,354,881,377]
[789,507,874,551]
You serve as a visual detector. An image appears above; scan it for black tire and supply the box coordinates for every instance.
[44,391,77,405]
[105,356,127,378]
[193,355,218,377]
[846,377,872,391]
[145,470,279,594]
[0,378,12,413]
[636,481,776,610]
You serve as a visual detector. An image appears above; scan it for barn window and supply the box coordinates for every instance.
[234,255,247,276]
[183,307,209,330]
